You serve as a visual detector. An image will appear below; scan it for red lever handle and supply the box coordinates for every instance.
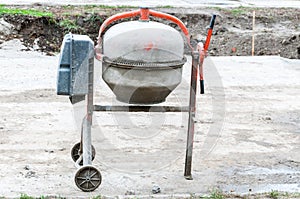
[199,14,217,94]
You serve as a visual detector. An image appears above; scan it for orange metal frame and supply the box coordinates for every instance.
[95,8,192,60]
[97,8,189,39]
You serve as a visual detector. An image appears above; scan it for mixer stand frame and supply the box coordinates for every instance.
[71,8,216,192]
[77,51,200,186]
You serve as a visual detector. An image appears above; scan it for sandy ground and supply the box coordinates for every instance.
[0,39,300,198]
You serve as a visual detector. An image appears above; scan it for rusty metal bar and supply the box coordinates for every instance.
[184,51,200,180]
[82,57,94,166]
[94,105,189,112]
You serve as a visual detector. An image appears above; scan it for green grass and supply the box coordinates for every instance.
[289,192,300,198]
[62,4,137,10]
[20,194,34,199]
[210,189,225,199]
[92,5,137,9]
[156,5,174,8]
[269,190,279,199]
[88,14,103,23]
[62,5,75,10]
[91,196,102,199]
[202,189,225,199]
[62,12,82,17]
[59,19,80,32]
[211,7,224,11]
[230,7,246,16]
[0,5,53,17]
[266,191,300,199]
[19,195,66,199]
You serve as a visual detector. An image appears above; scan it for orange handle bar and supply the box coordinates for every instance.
[149,10,189,38]
[97,9,140,39]
[97,8,190,44]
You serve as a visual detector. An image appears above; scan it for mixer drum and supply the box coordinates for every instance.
[102,21,186,104]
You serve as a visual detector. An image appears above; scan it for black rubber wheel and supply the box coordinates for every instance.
[71,142,96,165]
[75,165,102,192]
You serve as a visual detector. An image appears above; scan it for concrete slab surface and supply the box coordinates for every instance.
[0,39,299,197]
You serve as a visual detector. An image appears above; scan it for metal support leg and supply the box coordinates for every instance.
[82,117,92,165]
[184,51,200,179]
[82,57,94,166]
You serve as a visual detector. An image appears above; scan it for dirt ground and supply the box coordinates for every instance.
[0,5,300,59]
[0,5,300,199]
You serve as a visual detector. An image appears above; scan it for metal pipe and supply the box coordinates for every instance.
[82,118,92,165]
[184,51,200,179]
[82,57,94,166]
[94,105,189,112]
[97,9,140,39]
[149,10,189,38]
[75,155,83,169]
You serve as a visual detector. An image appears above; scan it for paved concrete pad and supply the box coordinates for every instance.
[0,39,299,197]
